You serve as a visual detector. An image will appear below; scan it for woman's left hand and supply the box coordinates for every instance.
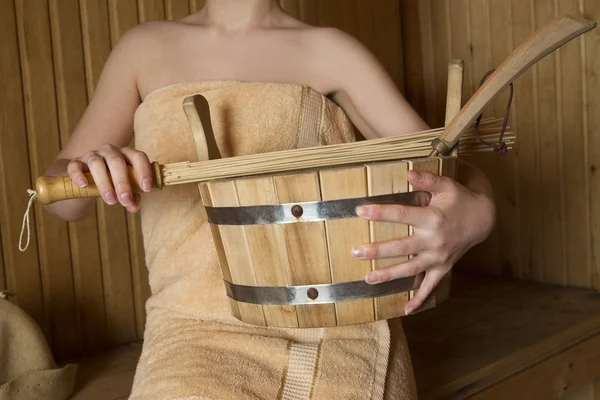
[351,169,496,315]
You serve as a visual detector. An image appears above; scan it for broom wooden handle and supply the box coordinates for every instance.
[35,162,163,205]
[430,14,597,155]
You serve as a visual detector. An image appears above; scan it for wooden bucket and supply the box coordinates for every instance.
[198,156,456,328]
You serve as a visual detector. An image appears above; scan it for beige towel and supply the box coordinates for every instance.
[0,291,77,400]
[131,81,417,400]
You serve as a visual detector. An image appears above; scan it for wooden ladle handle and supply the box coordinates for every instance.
[431,15,597,155]
[35,162,163,205]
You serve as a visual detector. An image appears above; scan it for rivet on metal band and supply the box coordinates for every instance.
[206,191,431,226]
[224,277,416,306]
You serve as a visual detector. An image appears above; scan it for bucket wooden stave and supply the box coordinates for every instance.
[199,156,456,328]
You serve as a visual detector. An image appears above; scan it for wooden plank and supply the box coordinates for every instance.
[557,0,591,288]
[511,0,541,281]
[399,0,426,118]
[0,0,45,331]
[273,172,337,328]
[366,161,410,320]
[299,0,319,26]
[584,0,600,291]
[81,0,137,346]
[534,1,564,285]
[138,0,165,22]
[165,0,190,20]
[198,183,241,322]
[206,180,264,326]
[408,281,600,399]
[417,0,439,126]
[188,0,205,13]
[406,157,439,307]
[15,0,81,360]
[0,231,5,290]
[320,166,374,325]
[70,343,141,400]
[468,333,600,400]
[107,0,148,342]
[430,0,450,129]
[355,0,405,93]
[49,0,107,353]
[567,384,595,400]
[236,176,298,327]
[107,0,139,45]
[447,0,473,100]
[279,0,301,19]
[487,0,520,279]
[317,0,358,38]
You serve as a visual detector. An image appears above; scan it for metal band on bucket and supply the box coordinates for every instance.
[205,191,430,225]
[224,277,416,305]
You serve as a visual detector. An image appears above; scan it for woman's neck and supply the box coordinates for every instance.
[198,0,282,31]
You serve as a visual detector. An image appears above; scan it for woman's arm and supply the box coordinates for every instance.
[313,28,497,313]
[44,27,153,221]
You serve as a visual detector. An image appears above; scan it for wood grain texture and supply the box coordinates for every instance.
[366,161,410,319]
[107,0,149,342]
[0,0,45,333]
[400,0,599,289]
[15,0,81,359]
[81,0,137,346]
[558,0,590,289]
[405,271,600,400]
[273,172,337,327]
[49,0,107,353]
[585,0,600,291]
[138,0,165,22]
[206,180,264,326]
[320,166,374,325]
[108,0,139,45]
[198,183,242,322]
[188,0,205,13]
[236,176,298,327]
[165,0,190,20]
[535,0,564,285]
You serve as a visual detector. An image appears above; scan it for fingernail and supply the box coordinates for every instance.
[77,178,88,188]
[352,247,366,258]
[105,192,117,205]
[413,171,423,181]
[142,179,152,192]
[120,192,132,205]
[356,206,371,218]
[404,307,413,315]
[366,272,380,284]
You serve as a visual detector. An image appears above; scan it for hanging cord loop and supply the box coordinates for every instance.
[473,69,513,155]
[19,189,37,252]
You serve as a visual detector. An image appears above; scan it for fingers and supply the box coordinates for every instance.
[70,146,150,213]
[84,151,118,205]
[352,235,424,260]
[365,255,428,284]
[121,147,153,192]
[407,170,453,193]
[356,203,443,229]
[67,159,89,188]
[404,269,446,315]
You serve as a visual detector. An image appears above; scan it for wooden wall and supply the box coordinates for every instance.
[0,0,404,361]
[400,0,600,293]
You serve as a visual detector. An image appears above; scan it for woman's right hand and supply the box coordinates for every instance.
[66,144,153,214]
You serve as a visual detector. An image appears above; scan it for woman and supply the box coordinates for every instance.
[44,1,496,398]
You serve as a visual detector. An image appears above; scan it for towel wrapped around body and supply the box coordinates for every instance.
[131,81,417,400]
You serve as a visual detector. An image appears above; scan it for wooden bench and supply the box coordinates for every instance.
[68,271,600,399]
